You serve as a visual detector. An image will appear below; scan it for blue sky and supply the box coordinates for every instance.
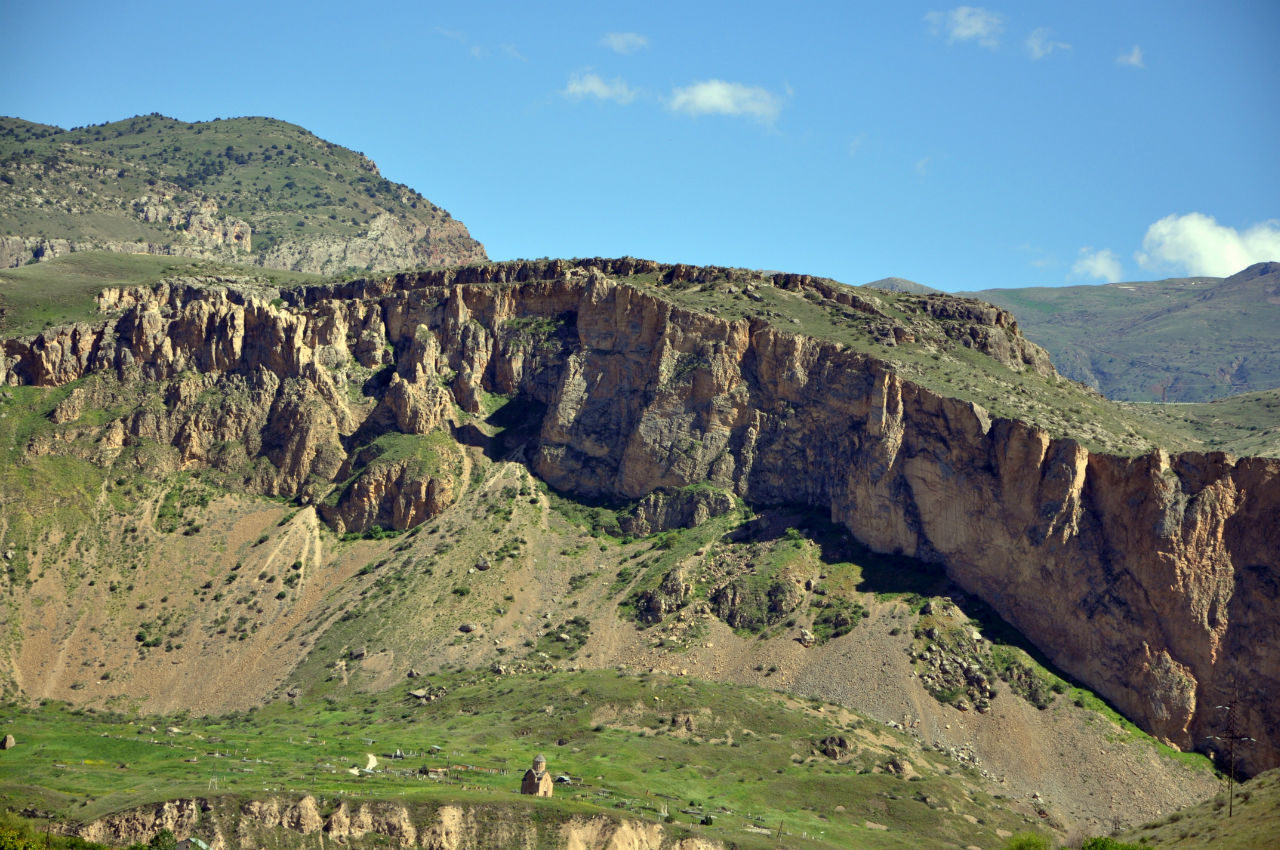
[2,0,1277,291]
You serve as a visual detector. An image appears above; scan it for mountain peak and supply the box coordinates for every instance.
[0,114,486,275]
[1231,260,1280,280]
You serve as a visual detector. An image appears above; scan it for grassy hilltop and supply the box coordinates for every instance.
[0,114,485,272]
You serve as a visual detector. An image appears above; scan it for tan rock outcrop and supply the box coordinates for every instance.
[322,452,461,534]
[257,212,486,276]
[560,817,676,850]
[77,796,720,850]
[78,799,202,846]
[619,487,736,536]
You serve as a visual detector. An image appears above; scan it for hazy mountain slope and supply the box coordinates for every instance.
[965,262,1280,402]
[0,114,487,274]
[861,277,944,295]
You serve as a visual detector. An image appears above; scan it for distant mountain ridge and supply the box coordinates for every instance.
[861,276,943,295]
[964,262,1280,402]
[0,113,487,274]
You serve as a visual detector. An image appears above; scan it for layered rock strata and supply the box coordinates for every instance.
[1,258,1277,773]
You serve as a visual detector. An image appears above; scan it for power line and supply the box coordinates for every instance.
[1212,676,1255,818]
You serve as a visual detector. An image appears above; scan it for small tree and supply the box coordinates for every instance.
[1001,834,1050,850]
[148,830,177,850]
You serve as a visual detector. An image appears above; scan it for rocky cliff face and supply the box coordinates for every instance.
[256,212,487,276]
[77,795,720,850]
[0,209,485,274]
[2,258,1277,774]
[0,235,241,269]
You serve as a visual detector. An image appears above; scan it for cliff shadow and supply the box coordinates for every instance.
[336,365,401,454]
[731,503,1070,672]
[453,395,548,463]
[1218,561,1280,776]
[726,504,952,600]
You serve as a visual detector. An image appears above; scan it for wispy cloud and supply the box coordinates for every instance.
[601,32,648,54]
[1071,247,1123,282]
[915,156,932,176]
[848,133,866,157]
[563,70,637,105]
[1136,213,1280,277]
[926,7,1004,49]
[1116,45,1145,68]
[1016,243,1056,269]
[667,80,782,123]
[1026,27,1070,60]
[435,26,522,62]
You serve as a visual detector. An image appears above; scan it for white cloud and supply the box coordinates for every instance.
[1117,45,1145,68]
[915,156,932,176]
[563,70,637,105]
[667,80,781,123]
[926,7,1004,49]
[1136,213,1280,277]
[1071,247,1123,282]
[848,133,866,157]
[1026,27,1070,59]
[1016,243,1056,269]
[602,32,648,54]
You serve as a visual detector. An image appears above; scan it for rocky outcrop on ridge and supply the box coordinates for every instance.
[256,212,486,276]
[619,487,737,536]
[0,211,485,274]
[2,257,1277,774]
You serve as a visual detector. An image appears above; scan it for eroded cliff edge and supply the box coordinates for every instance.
[2,258,1277,774]
[74,794,719,850]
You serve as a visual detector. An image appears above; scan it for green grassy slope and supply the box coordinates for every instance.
[1123,388,1280,459]
[0,671,1085,850]
[1121,768,1280,849]
[965,263,1280,402]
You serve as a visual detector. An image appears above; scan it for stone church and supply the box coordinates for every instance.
[520,753,553,796]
